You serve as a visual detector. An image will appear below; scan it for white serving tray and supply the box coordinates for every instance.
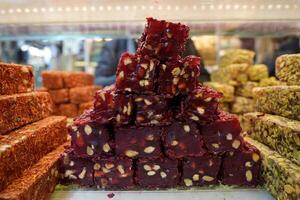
[50,189,275,200]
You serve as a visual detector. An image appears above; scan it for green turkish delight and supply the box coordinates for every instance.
[244,112,300,165]
[259,77,281,87]
[236,81,259,97]
[245,137,300,200]
[203,82,234,102]
[247,64,269,81]
[219,49,255,68]
[253,86,300,121]
[231,97,254,114]
[276,54,300,85]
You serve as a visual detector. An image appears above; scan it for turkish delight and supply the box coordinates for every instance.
[0,92,52,135]
[222,142,261,186]
[59,103,78,118]
[115,126,162,158]
[276,54,300,85]
[136,158,179,188]
[42,71,65,89]
[253,86,300,120]
[0,63,34,95]
[137,17,189,60]
[94,158,134,189]
[78,101,94,114]
[259,77,281,87]
[244,112,300,165]
[63,72,94,88]
[0,116,67,191]
[201,111,243,154]
[69,85,100,104]
[48,89,69,104]
[247,64,269,81]
[231,96,254,114]
[182,154,222,186]
[245,137,300,200]
[236,81,259,97]
[219,49,255,68]
[203,82,234,102]
[163,121,206,158]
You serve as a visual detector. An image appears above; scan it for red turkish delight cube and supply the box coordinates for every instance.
[137,17,189,61]
[180,56,201,93]
[94,85,115,111]
[116,53,159,94]
[182,154,222,187]
[115,126,162,159]
[181,85,222,124]
[134,95,172,126]
[136,158,179,188]
[69,114,112,157]
[94,158,134,189]
[163,121,206,158]
[59,150,94,186]
[222,142,261,186]
[201,111,243,154]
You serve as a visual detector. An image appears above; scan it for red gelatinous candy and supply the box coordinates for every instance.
[115,126,162,159]
[137,17,189,61]
[134,95,172,126]
[222,142,261,186]
[94,158,134,189]
[59,150,94,186]
[69,115,112,157]
[116,53,159,94]
[163,121,206,158]
[180,85,222,124]
[182,154,222,186]
[201,111,244,154]
[136,158,179,188]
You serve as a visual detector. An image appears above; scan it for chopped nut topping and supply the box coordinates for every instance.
[162,64,167,71]
[84,125,92,135]
[172,77,179,85]
[94,163,101,170]
[139,80,150,87]
[212,143,220,149]
[117,165,125,174]
[144,99,152,105]
[160,171,167,178]
[135,97,143,102]
[78,167,87,179]
[123,57,132,65]
[192,174,200,181]
[105,163,115,169]
[184,179,193,186]
[226,133,233,140]
[245,162,252,167]
[197,107,205,115]
[202,176,214,182]
[204,97,212,102]
[143,165,152,171]
[232,140,241,149]
[149,60,155,71]
[102,143,111,153]
[171,140,179,146]
[183,125,190,133]
[86,146,94,156]
[252,153,260,162]
[190,114,199,121]
[118,71,125,79]
[284,184,295,194]
[171,67,181,76]
[147,171,156,176]
[140,63,149,69]
[245,170,253,182]
[125,150,139,157]
[144,146,155,154]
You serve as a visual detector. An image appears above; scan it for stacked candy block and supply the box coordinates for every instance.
[59,18,261,189]
[243,54,300,199]
[0,63,68,200]
[41,71,100,117]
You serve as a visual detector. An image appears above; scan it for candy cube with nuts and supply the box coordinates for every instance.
[163,121,206,158]
[222,142,261,186]
[115,126,162,159]
[181,85,222,124]
[201,111,244,154]
[136,158,179,188]
[182,154,222,187]
[59,150,94,186]
[137,17,189,61]
[93,158,134,189]
[135,95,172,126]
[69,114,112,157]
[116,53,159,94]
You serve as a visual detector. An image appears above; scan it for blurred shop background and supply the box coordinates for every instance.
[0,0,299,87]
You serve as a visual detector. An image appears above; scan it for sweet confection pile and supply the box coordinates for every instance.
[59,18,261,189]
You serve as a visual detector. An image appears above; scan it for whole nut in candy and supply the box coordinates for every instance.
[252,153,260,162]
[204,97,212,102]
[105,163,114,169]
[162,64,167,71]
[117,165,125,174]
[226,133,233,140]
[192,174,200,181]
[102,167,111,174]
[245,170,253,182]
[69,161,75,166]
[147,171,156,176]
[197,107,205,115]
[171,140,179,146]
[190,114,199,121]
[144,99,152,105]
[153,165,161,171]
[118,71,124,79]
[245,162,252,167]
[99,93,106,101]
[172,67,181,76]
[143,164,152,171]
[125,150,139,157]
[102,143,111,153]
[208,160,213,166]
[202,176,214,182]
[146,134,154,141]
[86,146,94,156]
[212,143,220,149]
[232,140,241,149]
[78,167,87,179]
[160,171,167,178]
[94,163,101,170]
[84,125,92,135]
[183,125,190,133]
[184,179,193,186]
[123,57,132,65]
[144,146,155,154]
